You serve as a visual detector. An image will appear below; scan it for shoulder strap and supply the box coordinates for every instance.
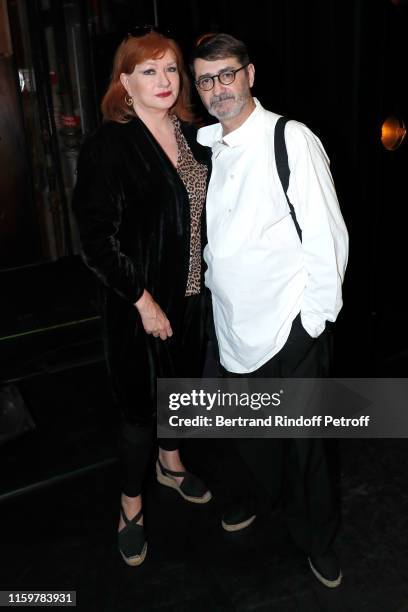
[274,116,302,242]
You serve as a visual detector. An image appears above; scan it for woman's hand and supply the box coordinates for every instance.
[135,290,173,340]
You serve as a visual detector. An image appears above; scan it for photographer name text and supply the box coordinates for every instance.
[167,415,370,428]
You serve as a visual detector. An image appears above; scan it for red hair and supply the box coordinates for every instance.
[101,31,194,124]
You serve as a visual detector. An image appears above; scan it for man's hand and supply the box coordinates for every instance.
[135,290,173,340]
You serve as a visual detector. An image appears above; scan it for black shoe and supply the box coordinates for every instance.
[308,550,342,588]
[156,458,212,504]
[221,500,256,532]
[118,506,147,567]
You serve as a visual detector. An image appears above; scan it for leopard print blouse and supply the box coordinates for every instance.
[172,115,207,296]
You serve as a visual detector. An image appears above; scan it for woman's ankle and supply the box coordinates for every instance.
[158,448,184,471]
[119,493,143,529]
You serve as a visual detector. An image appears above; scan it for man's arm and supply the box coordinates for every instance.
[286,122,349,337]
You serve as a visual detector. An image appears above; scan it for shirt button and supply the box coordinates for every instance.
[230,174,234,179]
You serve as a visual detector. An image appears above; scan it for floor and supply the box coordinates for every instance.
[1,361,408,612]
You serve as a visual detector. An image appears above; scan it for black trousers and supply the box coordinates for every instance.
[220,313,339,556]
[119,293,207,497]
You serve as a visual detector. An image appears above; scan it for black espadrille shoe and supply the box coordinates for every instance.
[156,458,212,504]
[118,506,147,567]
[308,550,342,588]
[221,499,256,532]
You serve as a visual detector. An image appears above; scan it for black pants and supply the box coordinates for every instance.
[220,314,339,556]
[119,293,207,497]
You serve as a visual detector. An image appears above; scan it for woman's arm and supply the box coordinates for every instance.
[73,138,144,302]
[72,137,172,339]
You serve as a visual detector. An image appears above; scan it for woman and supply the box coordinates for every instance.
[72,29,211,566]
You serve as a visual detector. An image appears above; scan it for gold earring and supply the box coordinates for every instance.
[125,94,133,106]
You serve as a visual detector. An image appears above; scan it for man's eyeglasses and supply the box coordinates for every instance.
[195,63,250,91]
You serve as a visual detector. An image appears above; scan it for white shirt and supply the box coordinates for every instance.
[197,98,349,373]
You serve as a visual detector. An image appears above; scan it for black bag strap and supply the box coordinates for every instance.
[274,116,302,242]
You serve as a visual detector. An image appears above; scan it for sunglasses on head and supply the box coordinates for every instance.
[125,24,173,40]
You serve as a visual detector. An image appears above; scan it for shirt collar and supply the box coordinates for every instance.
[197,98,263,149]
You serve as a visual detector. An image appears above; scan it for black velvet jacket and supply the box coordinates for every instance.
[73,115,210,319]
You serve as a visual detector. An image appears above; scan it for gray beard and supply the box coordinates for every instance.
[208,92,249,120]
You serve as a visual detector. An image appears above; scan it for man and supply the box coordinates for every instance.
[191,33,349,588]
